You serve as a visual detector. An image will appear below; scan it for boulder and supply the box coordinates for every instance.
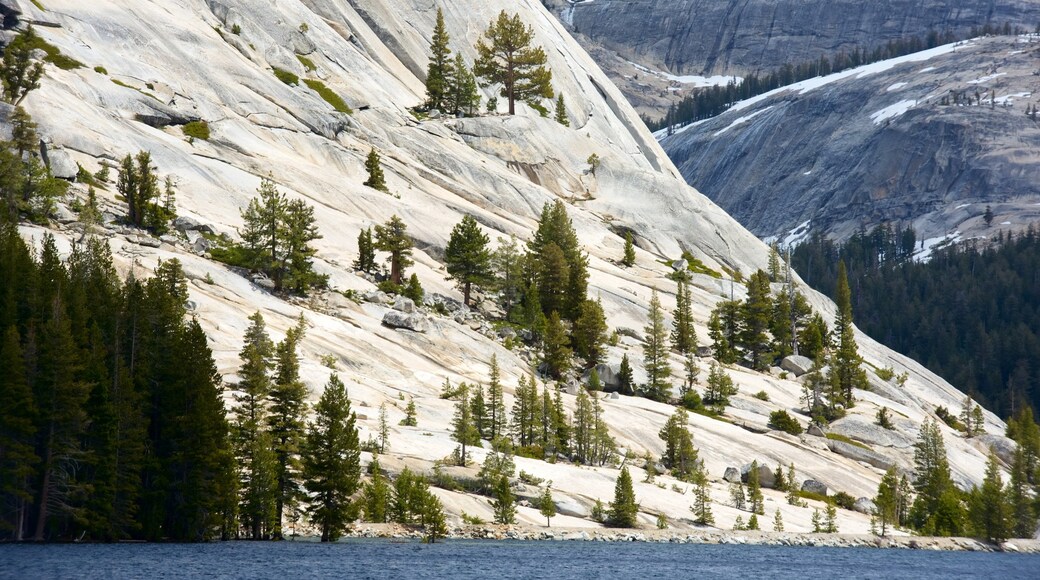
[393,296,416,313]
[825,439,896,471]
[671,258,688,271]
[497,326,517,340]
[781,355,814,377]
[696,345,712,357]
[974,434,1018,466]
[829,417,914,449]
[191,236,211,254]
[251,274,275,289]
[173,216,202,231]
[476,299,504,319]
[607,392,619,400]
[854,497,877,515]
[382,310,428,332]
[585,363,621,391]
[807,423,826,437]
[364,291,390,304]
[740,462,776,488]
[41,145,78,180]
[137,236,161,248]
[801,479,828,496]
[723,467,742,483]
[428,293,465,313]
[159,234,179,246]
[52,203,77,224]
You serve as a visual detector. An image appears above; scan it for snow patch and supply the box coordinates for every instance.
[871,99,917,125]
[968,72,1006,85]
[779,219,812,249]
[913,232,962,262]
[626,60,741,88]
[955,203,971,209]
[918,67,937,73]
[993,92,1030,106]
[886,82,908,92]
[1001,221,1012,225]
[714,106,773,136]
[803,170,812,175]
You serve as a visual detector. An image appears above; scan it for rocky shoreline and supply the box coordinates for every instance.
[341,524,1040,553]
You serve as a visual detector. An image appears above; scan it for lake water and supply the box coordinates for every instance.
[1,539,1037,579]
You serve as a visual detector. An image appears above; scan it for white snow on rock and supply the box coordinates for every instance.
[870,99,918,125]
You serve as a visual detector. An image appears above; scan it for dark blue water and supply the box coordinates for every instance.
[1,539,1037,579]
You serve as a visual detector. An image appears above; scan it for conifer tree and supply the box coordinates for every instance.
[572,298,608,367]
[491,474,516,524]
[875,466,900,537]
[528,201,588,321]
[1,27,44,106]
[708,300,741,364]
[618,353,635,396]
[607,466,638,527]
[747,461,765,515]
[658,407,698,481]
[485,355,507,440]
[117,151,164,230]
[691,464,714,525]
[554,94,569,126]
[641,289,671,402]
[424,8,453,111]
[731,481,746,511]
[621,231,636,267]
[473,11,554,115]
[510,375,539,448]
[403,273,424,304]
[773,508,784,532]
[362,457,391,523]
[267,315,309,540]
[447,54,481,116]
[829,261,867,408]
[363,148,388,192]
[378,402,391,453]
[374,215,413,285]
[401,397,418,427]
[747,513,760,530]
[572,389,594,464]
[740,270,775,370]
[704,362,737,413]
[421,491,448,542]
[452,383,481,466]
[0,326,37,540]
[541,311,572,379]
[445,214,493,306]
[539,483,556,526]
[301,374,360,542]
[811,508,823,533]
[967,452,1011,543]
[671,279,697,355]
[786,463,800,506]
[768,243,782,281]
[910,419,965,536]
[824,503,839,533]
[234,312,277,539]
[353,227,376,273]
[281,200,324,294]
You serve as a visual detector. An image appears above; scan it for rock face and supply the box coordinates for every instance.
[781,355,814,377]
[382,310,428,332]
[723,467,741,483]
[829,417,914,449]
[801,479,828,496]
[741,462,776,489]
[826,439,896,471]
[662,36,1040,244]
[854,497,877,515]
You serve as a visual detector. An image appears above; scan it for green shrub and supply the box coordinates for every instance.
[377,280,402,295]
[296,54,316,72]
[875,366,895,381]
[832,491,856,510]
[231,24,241,35]
[768,409,803,435]
[461,512,485,525]
[182,120,210,141]
[30,0,45,10]
[825,432,870,450]
[303,79,352,113]
[272,67,299,86]
[935,406,966,432]
[680,251,723,279]
[76,164,99,188]
[518,471,544,486]
[93,65,108,75]
[680,389,703,412]
[753,390,770,401]
[797,489,829,504]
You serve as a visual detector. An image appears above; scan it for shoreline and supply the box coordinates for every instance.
[342,524,1040,553]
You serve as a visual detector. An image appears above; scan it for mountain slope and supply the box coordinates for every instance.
[7,0,1015,532]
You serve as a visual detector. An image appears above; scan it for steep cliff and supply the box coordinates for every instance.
[662,35,1040,243]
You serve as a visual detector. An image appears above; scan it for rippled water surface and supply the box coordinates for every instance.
[2,539,1037,579]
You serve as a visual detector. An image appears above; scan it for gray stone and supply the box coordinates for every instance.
[829,416,914,449]
[382,310,428,332]
[973,434,1018,466]
[42,146,78,180]
[616,327,642,341]
[671,258,688,271]
[781,355,814,377]
[52,203,77,224]
[497,326,517,340]
[585,363,621,392]
[741,462,776,489]
[393,296,416,313]
[696,345,712,357]
[723,467,741,483]
[428,293,465,313]
[364,291,390,304]
[192,236,211,254]
[854,497,877,515]
[252,274,275,289]
[197,223,218,235]
[159,234,179,246]
[801,479,828,496]
[607,392,619,400]
[477,299,504,319]
[137,236,161,248]
[825,439,896,471]
[807,423,826,437]
[173,216,202,231]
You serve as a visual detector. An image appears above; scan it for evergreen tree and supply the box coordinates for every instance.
[378,402,390,453]
[353,228,376,273]
[773,508,784,532]
[541,311,571,379]
[641,289,671,402]
[572,389,594,464]
[875,466,900,536]
[572,298,608,367]
[401,397,418,427]
[117,151,165,230]
[267,315,309,540]
[473,11,554,115]
[910,419,965,536]
[828,261,867,408]
[451,383,481,466]
[691,464,714,525]
[491,474,516,524]
[747,461,765,515]
[824,503,839,533]
[1008,446,1034,538]
[786,463,800,506]
[485,355,507,440]
[0,326,37,540]
[238,178,324,293]
[607,466,638,527]
[617,353,635,396]
[403,273,424,304]
[704,362,737,413]
[708,299,741,364]
[621,231,636,267]
[730,481,746,511]
[421,491,448,542]
[445,214,493,306]
[0,27,44,105]
[447,54,481,116]
[811,509,823,533]
[362,457,390,523]
[658,407,698,481]
[424,8,453,111]
[281,200,325,294]
[374,215,413,286]
[301,374,360,542]
[539,483,556,526]
[967,452,1011,543]
[740,270,774,370]
[510,375,539,448]
[234,312,277,540]
[492,236,526,314]
[768,243,782,281]
[554,94,569,126]
[671,279,697,355]
[363,148,388,192]
[528,201,588,321]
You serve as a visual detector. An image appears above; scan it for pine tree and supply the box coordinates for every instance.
[447,54,481,116]
[572,389,594,464]
[401,397,418,427]
[362,457,391,523]
[811,509,823,533]
[607,466,638,527]
[691,464,714,525]
[875,466,900,536]
[768,243,782,281]
[983,205,994,227]
[0,326,37,540]
[704,362,737,413]
[671,279,697,355]
[353,228,376,273]
[452,383,481,466]
[708,300,740,364]
[445,214,493,306]
[267,315,309,540]
[234,312,277,540]
[0,27,44,105]
[485,355,507,440]
[301,373,360,542]
[747,461,765,515]
[280,199,325,294]
[374,215,413,286]
[642,289,671,402]
[572,298,608,367]
[786,463,800,506]
[618,353,635,396]
[378,402,390,453]
[730,481,746,510]
[528,200,588,321]
[968,452,1011,543]
[424,8,452,111]
[747,513,760,530]
[740,270,775,370]
[510,375,539,448]
[240,177,286,281]
[828,261,867,408]
[473,11,554,115]
[421,490,448,542]
[621,231,636,267]
[824,503,839,533]
[773,508,784,532]
[363,148,388,192]
[554,94,569,126]
[910,419,965,536]
[538,483,556,527]
[403,273,424,304]
[541,311,572,379]
[658,407,698,481]
[491,474,516,524]
[117,151,161,230]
